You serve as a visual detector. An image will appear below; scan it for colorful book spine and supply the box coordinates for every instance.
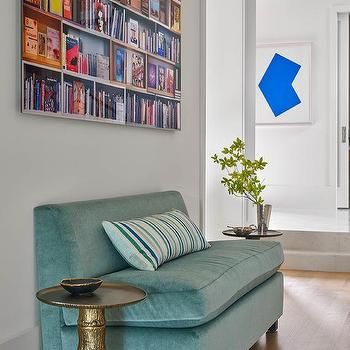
[110,7,125,41]
[49,0,62,16]
[63,80,92,116]
[126,91,156,125]
[95,88,125,122]
[63,0,73,19]
[155,32,181,64]
[126,92,180,129]
[24,74,61,113]
[115,47,125,83]
[141,0,149,16]
[64,35,110,80]
[156,98,180,129]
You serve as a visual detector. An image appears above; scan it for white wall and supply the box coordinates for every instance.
[206,0,256,239]
[256,0,348,210]
[0,0,204,348]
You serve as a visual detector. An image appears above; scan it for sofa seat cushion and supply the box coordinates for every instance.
[62,240,284,328]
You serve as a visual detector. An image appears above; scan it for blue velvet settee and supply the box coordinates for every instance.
[35,191,284,350]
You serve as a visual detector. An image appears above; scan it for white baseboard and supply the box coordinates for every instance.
[282,250,350,272]
[270,230,350,272]
[0,326,40,350]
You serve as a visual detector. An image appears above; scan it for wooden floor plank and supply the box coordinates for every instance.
[250,270,350,350]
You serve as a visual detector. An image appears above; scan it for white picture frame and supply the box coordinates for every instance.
[256,42,312,125]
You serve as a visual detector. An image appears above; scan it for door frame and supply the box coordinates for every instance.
[330,6,350,209]
[201,0,257,232]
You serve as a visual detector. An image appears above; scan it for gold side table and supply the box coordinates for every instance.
[36,283,146,350]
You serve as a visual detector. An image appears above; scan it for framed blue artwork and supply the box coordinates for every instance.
[256,42,311,124]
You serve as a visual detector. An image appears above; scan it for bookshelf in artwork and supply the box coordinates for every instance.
[21,0,181,130]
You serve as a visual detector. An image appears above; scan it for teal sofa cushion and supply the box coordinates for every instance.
[102,210,211,271]
[62,272,284,350]
[35,191,188,284]
[63,240,283,328]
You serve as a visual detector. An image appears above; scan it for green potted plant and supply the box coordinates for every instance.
[212,137,270,233]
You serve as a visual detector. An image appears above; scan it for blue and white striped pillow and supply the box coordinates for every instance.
[102,210,211,271]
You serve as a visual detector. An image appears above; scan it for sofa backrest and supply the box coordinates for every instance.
[34,191,188,290]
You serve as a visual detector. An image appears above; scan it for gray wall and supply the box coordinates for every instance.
[0,0,204,347]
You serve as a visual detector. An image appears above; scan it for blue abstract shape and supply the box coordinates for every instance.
[259,53,302,117]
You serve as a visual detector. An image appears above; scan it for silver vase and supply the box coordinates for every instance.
[257,204,272,234]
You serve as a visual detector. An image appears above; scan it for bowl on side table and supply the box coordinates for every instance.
[60,278,103,296]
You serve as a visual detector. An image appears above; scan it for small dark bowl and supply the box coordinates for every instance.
[228,225,257,236]
[60,278,103,296]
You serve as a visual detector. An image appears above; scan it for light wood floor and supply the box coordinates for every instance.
[251,270,350,350]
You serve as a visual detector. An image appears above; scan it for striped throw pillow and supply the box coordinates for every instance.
[102,210,211,271]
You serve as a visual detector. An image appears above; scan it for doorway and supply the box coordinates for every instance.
[337,12,350,209]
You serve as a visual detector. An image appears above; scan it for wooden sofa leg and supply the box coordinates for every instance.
[267,320,279,333]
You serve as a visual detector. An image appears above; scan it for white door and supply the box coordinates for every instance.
[337,13,350,209]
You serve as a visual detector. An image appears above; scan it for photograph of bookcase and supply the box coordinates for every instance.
[21,0,181,130]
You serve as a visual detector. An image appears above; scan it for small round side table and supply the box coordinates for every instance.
[222,229,283,240]
[36,283,146,350]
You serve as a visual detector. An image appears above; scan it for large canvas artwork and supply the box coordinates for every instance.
[256,42,311,124]
[21,0,182,130]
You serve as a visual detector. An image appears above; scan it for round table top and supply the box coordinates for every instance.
[222,229,283,239]
[36,283,147,309]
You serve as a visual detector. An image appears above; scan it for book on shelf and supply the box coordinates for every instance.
[24,17,38,55]
[141,0,149,16]
[126,51,145,88]
[128,19,139,48]
[157,31,165,56]
[63,33,110,79]
[96,54,110,80]
[129,0,141,11]
[174,67,181,99]
[73,81,85,114]
[47,27,60,61]
[166,67,174,94]
[158,65,165,91]
[41,0,49,11]
[96,88,125,122]
[126,91,156,125]
[72,0,110,36]
[110,7,125,41]
[147,63,157,89]
[126,20,155,53]
[95,0,108,34]
[38,32,48,57]
[155,31,181,63]
[171,2,181,32]
[157,98,180,129]
[175,67,180,89]
[63,80,92,116]
[159,0,167,25]
[115,47,125,83]
[24,73,61,113]
[70,0,127,39]
[25,0,41,7]
[65,34,79,72]
[150,0,159,20]
[49,0,62,16]
[63,0,73,19]
[126,91,180,129]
